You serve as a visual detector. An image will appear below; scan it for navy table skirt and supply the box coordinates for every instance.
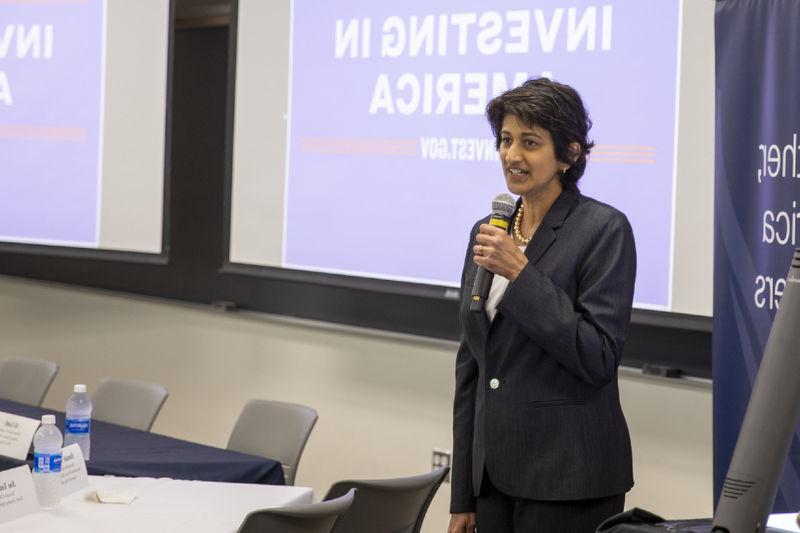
[0,399,284,485]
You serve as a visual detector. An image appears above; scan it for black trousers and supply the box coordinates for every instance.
[476,469,625,533]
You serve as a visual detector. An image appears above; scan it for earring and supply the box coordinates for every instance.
[561,167,568,174]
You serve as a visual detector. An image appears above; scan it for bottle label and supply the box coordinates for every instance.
[33,452,63,473]
[65,417,91,434]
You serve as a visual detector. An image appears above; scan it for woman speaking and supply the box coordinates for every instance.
[448,78,637,533]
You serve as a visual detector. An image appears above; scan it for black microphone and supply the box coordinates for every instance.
[470,193,516,312]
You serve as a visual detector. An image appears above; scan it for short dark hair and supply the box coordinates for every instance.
[486,78,594,189]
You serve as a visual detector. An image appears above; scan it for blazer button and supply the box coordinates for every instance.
[489,378,500,390]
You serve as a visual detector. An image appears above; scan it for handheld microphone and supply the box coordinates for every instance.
[470,193,516,312]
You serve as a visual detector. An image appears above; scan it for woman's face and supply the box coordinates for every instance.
[499,114,565,200]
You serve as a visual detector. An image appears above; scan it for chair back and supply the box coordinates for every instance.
[324,467,449,533]
[92,377,169,431]
[237,488,355,533]
[227,399,318,485]
[0,357,59,406]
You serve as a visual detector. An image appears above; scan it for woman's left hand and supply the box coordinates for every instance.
[473,224,529,281]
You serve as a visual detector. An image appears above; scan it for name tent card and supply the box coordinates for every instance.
[60,443,89,496]
[0,465,40,524]
[0,412,40,460]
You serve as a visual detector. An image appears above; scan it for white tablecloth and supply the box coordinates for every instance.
[0,476,313,532]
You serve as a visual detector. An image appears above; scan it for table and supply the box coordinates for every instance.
[768,513,800,532]
[0,475,313,532]
[0,399,284,485]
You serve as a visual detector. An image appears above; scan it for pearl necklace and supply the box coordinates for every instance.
[513,205,532,245]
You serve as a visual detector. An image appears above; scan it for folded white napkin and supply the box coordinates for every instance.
[91,489,137,504]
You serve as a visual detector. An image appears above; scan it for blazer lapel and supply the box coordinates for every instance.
[523,187,578,265]
[474,311,490,338]
[487,189,578,334]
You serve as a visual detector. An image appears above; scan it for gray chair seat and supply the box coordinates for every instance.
[324,467,450,533]
[0,357,59,406]
[237,488,355,533]
[227,399,318,485]
[92,377,169,431]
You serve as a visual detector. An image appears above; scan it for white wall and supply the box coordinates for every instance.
[0,275,712,531]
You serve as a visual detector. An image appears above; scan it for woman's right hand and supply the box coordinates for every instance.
[448,512,476,532]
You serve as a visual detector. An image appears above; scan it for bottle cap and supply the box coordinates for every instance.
[74,384,87,393]
[41,414,55,425]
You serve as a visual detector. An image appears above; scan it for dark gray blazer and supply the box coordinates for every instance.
[450,188,636,513]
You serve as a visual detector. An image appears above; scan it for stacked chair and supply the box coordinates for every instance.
[227,399,318,486]
[92,377,169,431]
[237,488,356,533]
[227,398,448,532]
[0,356,59,406]
[237,466,449,533]
[325,467,450,533]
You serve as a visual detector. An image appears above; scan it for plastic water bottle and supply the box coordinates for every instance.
[33,414,63,508]
[64,384,92,460]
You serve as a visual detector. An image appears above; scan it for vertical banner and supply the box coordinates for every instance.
[714,0,800,511]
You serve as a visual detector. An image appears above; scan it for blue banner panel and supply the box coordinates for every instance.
[714,0,800,512]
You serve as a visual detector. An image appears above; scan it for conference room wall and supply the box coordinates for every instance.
[0,274,712,530]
